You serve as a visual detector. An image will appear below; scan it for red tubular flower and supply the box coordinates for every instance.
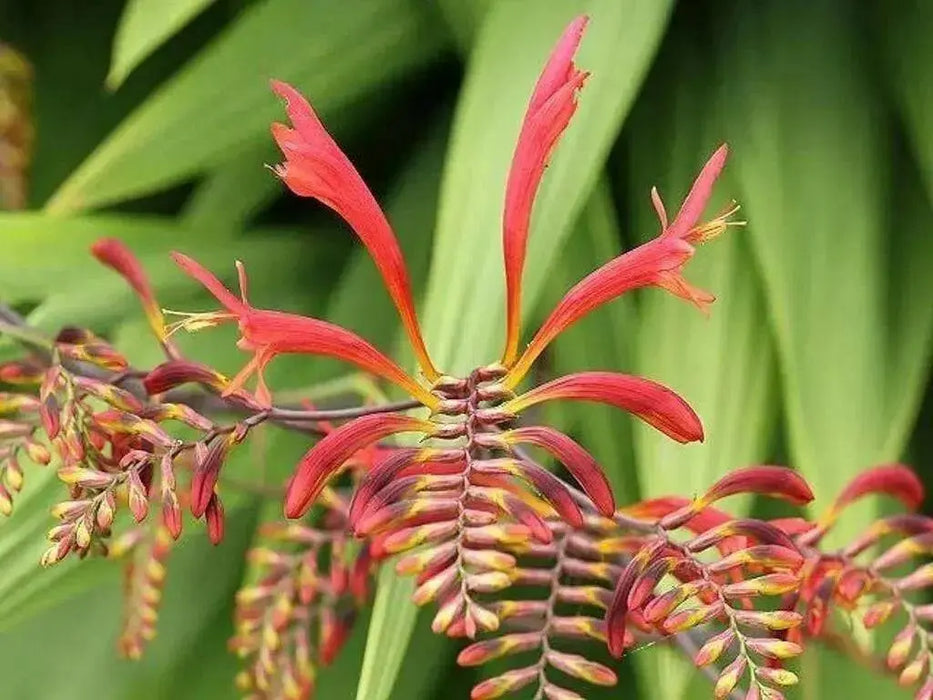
[285,413,434,518]
[503,372,704,444]
[169,253,437,409]
[269,80,438,383]
[501,15,589,366]
[91,238,165,340]
[502,144,740,387]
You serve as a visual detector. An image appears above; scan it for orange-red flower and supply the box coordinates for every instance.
[91,238,165,341]
[168,253,437,409]
[269,79,438,383]
[501,15,590,366]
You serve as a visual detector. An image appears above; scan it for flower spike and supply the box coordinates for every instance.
[170,253,437,408]
[501,15,589,367]
[270,80,439,382]
[504,145,739,387]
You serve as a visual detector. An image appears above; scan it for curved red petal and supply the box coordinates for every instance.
[171,251,245,313]
[473,458,582,528]
[833,463,924,513]
[504,237,693,385]
[700,466,814,507]
[241,309,436,407]
[270,80,438,380]
[285,413,432,518]
[504,425,614,516]
[502,15,589,366]
[92,238,163,337]
[663,144,729,241]
[505,372,703,444]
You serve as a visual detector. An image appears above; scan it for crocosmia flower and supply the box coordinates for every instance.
[169,14,741,637]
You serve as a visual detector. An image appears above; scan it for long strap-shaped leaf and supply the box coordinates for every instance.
[47,0,448,213]
[107,0,219,90]
[718,3,932,697]
[356,2,675,699]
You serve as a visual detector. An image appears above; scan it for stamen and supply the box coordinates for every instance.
[162,309,235,337]
[687,201,746,244]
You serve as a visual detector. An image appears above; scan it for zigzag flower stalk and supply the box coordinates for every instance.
[167,15,740,637]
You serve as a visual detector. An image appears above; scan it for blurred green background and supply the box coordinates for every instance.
[0,0,930,698]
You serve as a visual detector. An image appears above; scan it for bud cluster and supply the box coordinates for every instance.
[231,489,373,699]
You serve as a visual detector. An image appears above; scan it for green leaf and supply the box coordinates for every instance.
[46,0,448,213]
[358,2,674,698]
[107,0,218,90]
[719,0,926,499]
[180,138,281,232]
[0,211,323,327]
[881,0,933,198]
[717,3,931,696]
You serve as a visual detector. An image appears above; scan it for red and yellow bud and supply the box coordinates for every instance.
[545,649,616,686]
[744,638,803,660]
[205,493,225,545]
[694,628,736,667]
[91,238,166,340]
[755,667,799,687]
[732,610,802,631]
[721,573,800,598]
[127,468,149,522]
[887,623,916,670]
[458,632,541,666]
[470,666,539,699]
[714,655,747,699]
